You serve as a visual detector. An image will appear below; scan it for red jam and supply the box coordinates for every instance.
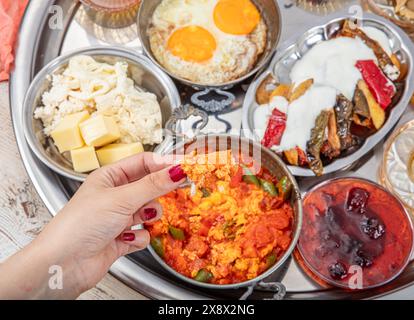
[298,178,413,289]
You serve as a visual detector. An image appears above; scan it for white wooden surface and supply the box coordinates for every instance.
[0,82,146,300]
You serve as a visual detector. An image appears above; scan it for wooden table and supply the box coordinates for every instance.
[0,82,146,300]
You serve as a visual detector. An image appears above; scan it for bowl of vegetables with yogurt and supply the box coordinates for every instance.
[242,13,414,177]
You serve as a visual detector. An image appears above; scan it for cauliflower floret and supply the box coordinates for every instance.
[34,55,163,145]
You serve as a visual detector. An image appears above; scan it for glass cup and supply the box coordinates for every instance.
[80,0,141,28]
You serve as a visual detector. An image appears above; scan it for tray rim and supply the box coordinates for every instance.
[8,0,414,300]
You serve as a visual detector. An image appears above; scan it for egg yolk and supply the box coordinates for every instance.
[167,26,217,63]
[214,0,260,35]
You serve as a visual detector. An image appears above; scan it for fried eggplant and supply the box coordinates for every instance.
[353,86,373,128]
[256,74,279,105]
[334,94,354,151]
[321,110,341,159]
[307,110,330,176]
[340,20,400,80]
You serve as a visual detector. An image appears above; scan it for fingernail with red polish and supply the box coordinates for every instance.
[168,165,187,182]
[122,233,135,242]
[142,208,157,221]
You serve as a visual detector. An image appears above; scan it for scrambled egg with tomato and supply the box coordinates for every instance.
[147,150,294,285]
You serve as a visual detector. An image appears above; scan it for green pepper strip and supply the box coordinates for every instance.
[194,269,213,283]
[168,226,186,241]
[276,176,293,201]
[266,254,277,269]
[150,237,164,258]
[223,220,236,239]
[260,179,278,196]
[242,166,261,187]
[201,187,211,198]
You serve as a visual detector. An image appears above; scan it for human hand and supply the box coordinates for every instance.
[0,152,186,299]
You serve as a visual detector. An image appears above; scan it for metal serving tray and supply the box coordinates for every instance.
[9,0,414,299]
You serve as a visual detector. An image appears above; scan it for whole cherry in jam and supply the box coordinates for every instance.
[354,250,373,268]
[361,216,385,240]
[328,262,347,280]
[320,194,385,280]
[347,187,370,214]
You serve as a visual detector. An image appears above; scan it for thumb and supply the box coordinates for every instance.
[112,165,187,213]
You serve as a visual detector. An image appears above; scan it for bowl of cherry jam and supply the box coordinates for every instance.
[297,177,414,289]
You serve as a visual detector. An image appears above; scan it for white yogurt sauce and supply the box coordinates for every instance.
[273,84,338,152]
[254,96,289,140]
[289,37,377,100]
[361,26,392,56]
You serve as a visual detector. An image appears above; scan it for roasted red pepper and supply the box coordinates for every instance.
[355,60,396,110]
[261,108,287,148]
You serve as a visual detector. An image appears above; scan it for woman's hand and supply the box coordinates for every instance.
[0,152,186,299]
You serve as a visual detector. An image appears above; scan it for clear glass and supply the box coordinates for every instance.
[295,0,352,15]
[79,0,141,28]
[81,0,139,11]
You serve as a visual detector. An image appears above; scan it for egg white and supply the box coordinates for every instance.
[148,0,267,84]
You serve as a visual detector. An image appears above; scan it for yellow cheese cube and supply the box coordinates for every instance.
[70,146,100,173]
[50,111,90,153]
[96,143,144,166]
[79,115,121,147]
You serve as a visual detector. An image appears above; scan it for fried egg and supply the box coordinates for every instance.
[148,0,267,85]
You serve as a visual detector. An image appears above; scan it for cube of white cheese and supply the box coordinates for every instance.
[70,146,100,173]
[50,111,90,153]
[79,115,121,147]
[96,143,144,166]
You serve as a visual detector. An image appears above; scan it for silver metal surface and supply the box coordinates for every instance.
[110,257,209,300]
[9,0,414,299]
[164,104,209,137]
[150,134,302,291]
[242,12,414,177]
[23,46,181,182]
[137,0,281,89]
[190,88,236,113]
